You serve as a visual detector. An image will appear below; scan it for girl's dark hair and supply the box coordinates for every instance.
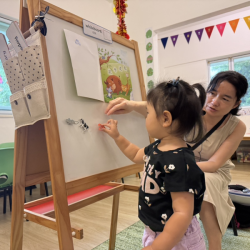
[207,71,248,115]
[147,80,206,143]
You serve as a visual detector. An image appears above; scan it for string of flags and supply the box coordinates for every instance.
[160,16,250,48]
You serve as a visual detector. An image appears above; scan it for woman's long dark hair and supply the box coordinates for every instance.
[147,80,206,143]
[207,71,248,115]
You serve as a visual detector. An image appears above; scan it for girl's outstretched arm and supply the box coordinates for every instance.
[105,97,147,117]
[100,119,145,164]
[143,192,194,250]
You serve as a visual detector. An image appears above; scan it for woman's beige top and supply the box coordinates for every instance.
[189,115,240,234]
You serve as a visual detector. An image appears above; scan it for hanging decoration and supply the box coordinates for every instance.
[229,19,240,33]
[244,16,250,30]
[145,28,155,90]
[216,23,227,36]
[195,28,204,41]
[159,15,250,49]
[184,31,192,43]
[113,0,130,39]
[161,37,168,48]
[205,26,214,38]
[171,35,178,46]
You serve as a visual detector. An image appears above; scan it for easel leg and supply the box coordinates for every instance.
[10,127,28,250]
[109,193,120,250]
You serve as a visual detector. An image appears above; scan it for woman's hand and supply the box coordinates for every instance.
[99,119,120,140]
[105,98,134,115]
[105,98,147,117]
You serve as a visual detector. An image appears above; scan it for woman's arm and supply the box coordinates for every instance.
[105,98,147,117]
[143,192,194,250]
[197,120,246,173]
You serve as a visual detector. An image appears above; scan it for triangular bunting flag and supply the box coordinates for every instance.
[205,26,214,38]
[216,23,226,36]
[184,31,192,43]
[243,16,250,30]
[161,37,168,49]
[229,19,240,33]
[171,35,178,46]
[195,28,204,41]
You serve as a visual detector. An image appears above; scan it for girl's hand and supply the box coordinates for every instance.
[105,98,134,115]
[99,119,120,140]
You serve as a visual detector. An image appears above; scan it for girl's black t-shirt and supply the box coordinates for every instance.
[139,140,206,232]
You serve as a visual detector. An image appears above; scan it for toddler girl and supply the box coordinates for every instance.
[100,79,206,250]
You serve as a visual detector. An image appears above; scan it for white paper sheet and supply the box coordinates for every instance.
[64,29,104,101]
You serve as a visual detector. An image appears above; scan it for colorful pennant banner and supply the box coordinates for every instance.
[205,26,214,38]
[195,28,204,41]
[161,37,168,48]
[229,19,240,33]
[216,22,226,36]
[171,35,178,46]
[184,31,192,43]
[244,16,250,30]
[159,15,250,49]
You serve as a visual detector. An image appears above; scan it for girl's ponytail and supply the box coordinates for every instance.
[192,83,206,112]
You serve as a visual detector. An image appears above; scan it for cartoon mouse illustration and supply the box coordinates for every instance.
[106,86,113,99]
[104,75,122,95]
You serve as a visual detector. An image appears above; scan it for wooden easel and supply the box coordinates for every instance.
[10,1,149,249]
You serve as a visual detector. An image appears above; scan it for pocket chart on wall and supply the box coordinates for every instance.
[98,44,133,103]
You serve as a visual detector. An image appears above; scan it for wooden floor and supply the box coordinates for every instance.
[0,162,249,250]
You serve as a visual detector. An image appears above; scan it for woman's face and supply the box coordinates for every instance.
[204,80,240,117]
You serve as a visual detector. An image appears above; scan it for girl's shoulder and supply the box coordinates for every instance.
[144,139,161,155]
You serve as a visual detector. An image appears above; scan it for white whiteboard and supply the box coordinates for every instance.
[45,14,149,182]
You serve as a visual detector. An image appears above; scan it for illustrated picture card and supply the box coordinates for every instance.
[98,44,133,103]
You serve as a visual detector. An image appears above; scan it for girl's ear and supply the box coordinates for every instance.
[162,111,172,127]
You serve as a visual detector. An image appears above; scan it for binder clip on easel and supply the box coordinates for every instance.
[23,6,50,39]
[66,118,90,132]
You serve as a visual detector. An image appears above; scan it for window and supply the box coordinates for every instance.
[209,55,250,107]
[0,17,12,112]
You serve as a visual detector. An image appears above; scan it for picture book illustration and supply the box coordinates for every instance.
[98,44,133,103]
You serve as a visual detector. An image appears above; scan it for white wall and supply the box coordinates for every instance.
[0,0,19,20]
[156,5,250,132]
[1,0,250,143]
[157,6,250,81]
[45,0,250,84]
[0,116,15,143]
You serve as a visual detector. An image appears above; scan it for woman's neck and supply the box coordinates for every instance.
[158,135,187,151]
[203,113,229,132]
